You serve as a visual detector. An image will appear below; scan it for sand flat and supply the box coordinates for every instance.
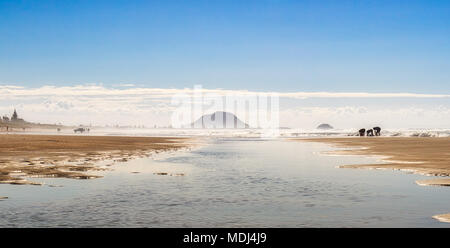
[416,178,450,186]
[299,137,450,176]
[433,214,450,223]
[0,134,191,184]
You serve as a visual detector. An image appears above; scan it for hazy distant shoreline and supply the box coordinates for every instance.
[2,125,450,139]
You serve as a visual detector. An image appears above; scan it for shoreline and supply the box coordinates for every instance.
[433,214,450,223]
[415,178,450,187]
[297,137,450,223]
[299,137,450,177]
[0,134,194,186]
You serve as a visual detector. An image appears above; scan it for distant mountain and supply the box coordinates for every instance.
[189,111,249,129]
[317,123,333,130]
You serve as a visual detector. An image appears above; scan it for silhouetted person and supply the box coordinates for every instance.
[373,127,381,136]
[359,128,366,136]
[367,129,374,136]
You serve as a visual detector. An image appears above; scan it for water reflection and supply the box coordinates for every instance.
[0,139,449,227]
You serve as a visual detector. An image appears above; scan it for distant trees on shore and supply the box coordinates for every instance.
[1,109,25,123]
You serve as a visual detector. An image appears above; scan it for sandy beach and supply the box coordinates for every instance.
[300,137,450,177]
[433,214,450,223]
[0,134,191,185]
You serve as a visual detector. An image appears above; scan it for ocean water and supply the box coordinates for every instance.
[0,138,449,227]
[12,126,450,138]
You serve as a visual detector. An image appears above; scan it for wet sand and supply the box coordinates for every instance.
[299,137,450,223]
[0,134,191,185]
[433,214,450,223]
[300,137,450,176]
[416,178,450,186]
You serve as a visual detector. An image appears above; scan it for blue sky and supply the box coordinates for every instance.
[1,0,450,93]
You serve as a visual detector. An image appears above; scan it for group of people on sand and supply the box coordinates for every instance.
[358,127,381,137]
[73,127,90,133]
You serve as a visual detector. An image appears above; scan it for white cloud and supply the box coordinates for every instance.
[1,84,449,98]
[0,84,449,127]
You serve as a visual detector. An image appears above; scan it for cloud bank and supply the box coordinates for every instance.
[1,85,449,98]
[0,84,449,128]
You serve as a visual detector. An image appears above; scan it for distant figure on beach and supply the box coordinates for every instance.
[373,127,381,136]
[359,128,366,136]
[367,129,374,136]
[74,127,86,133]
